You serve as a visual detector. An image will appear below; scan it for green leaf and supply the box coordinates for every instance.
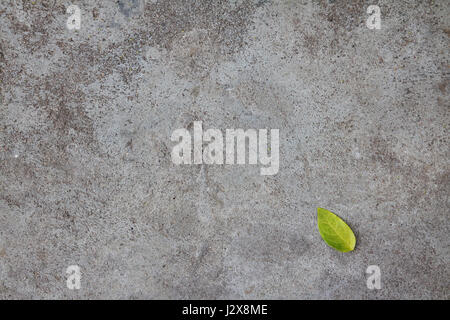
[317,208,356,252]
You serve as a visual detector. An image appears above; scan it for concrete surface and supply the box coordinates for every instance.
[0,0,448,299]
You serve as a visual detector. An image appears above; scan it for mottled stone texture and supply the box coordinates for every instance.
[0,0,448,299]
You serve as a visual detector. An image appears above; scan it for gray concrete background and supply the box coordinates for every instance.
[0,0,448,299]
